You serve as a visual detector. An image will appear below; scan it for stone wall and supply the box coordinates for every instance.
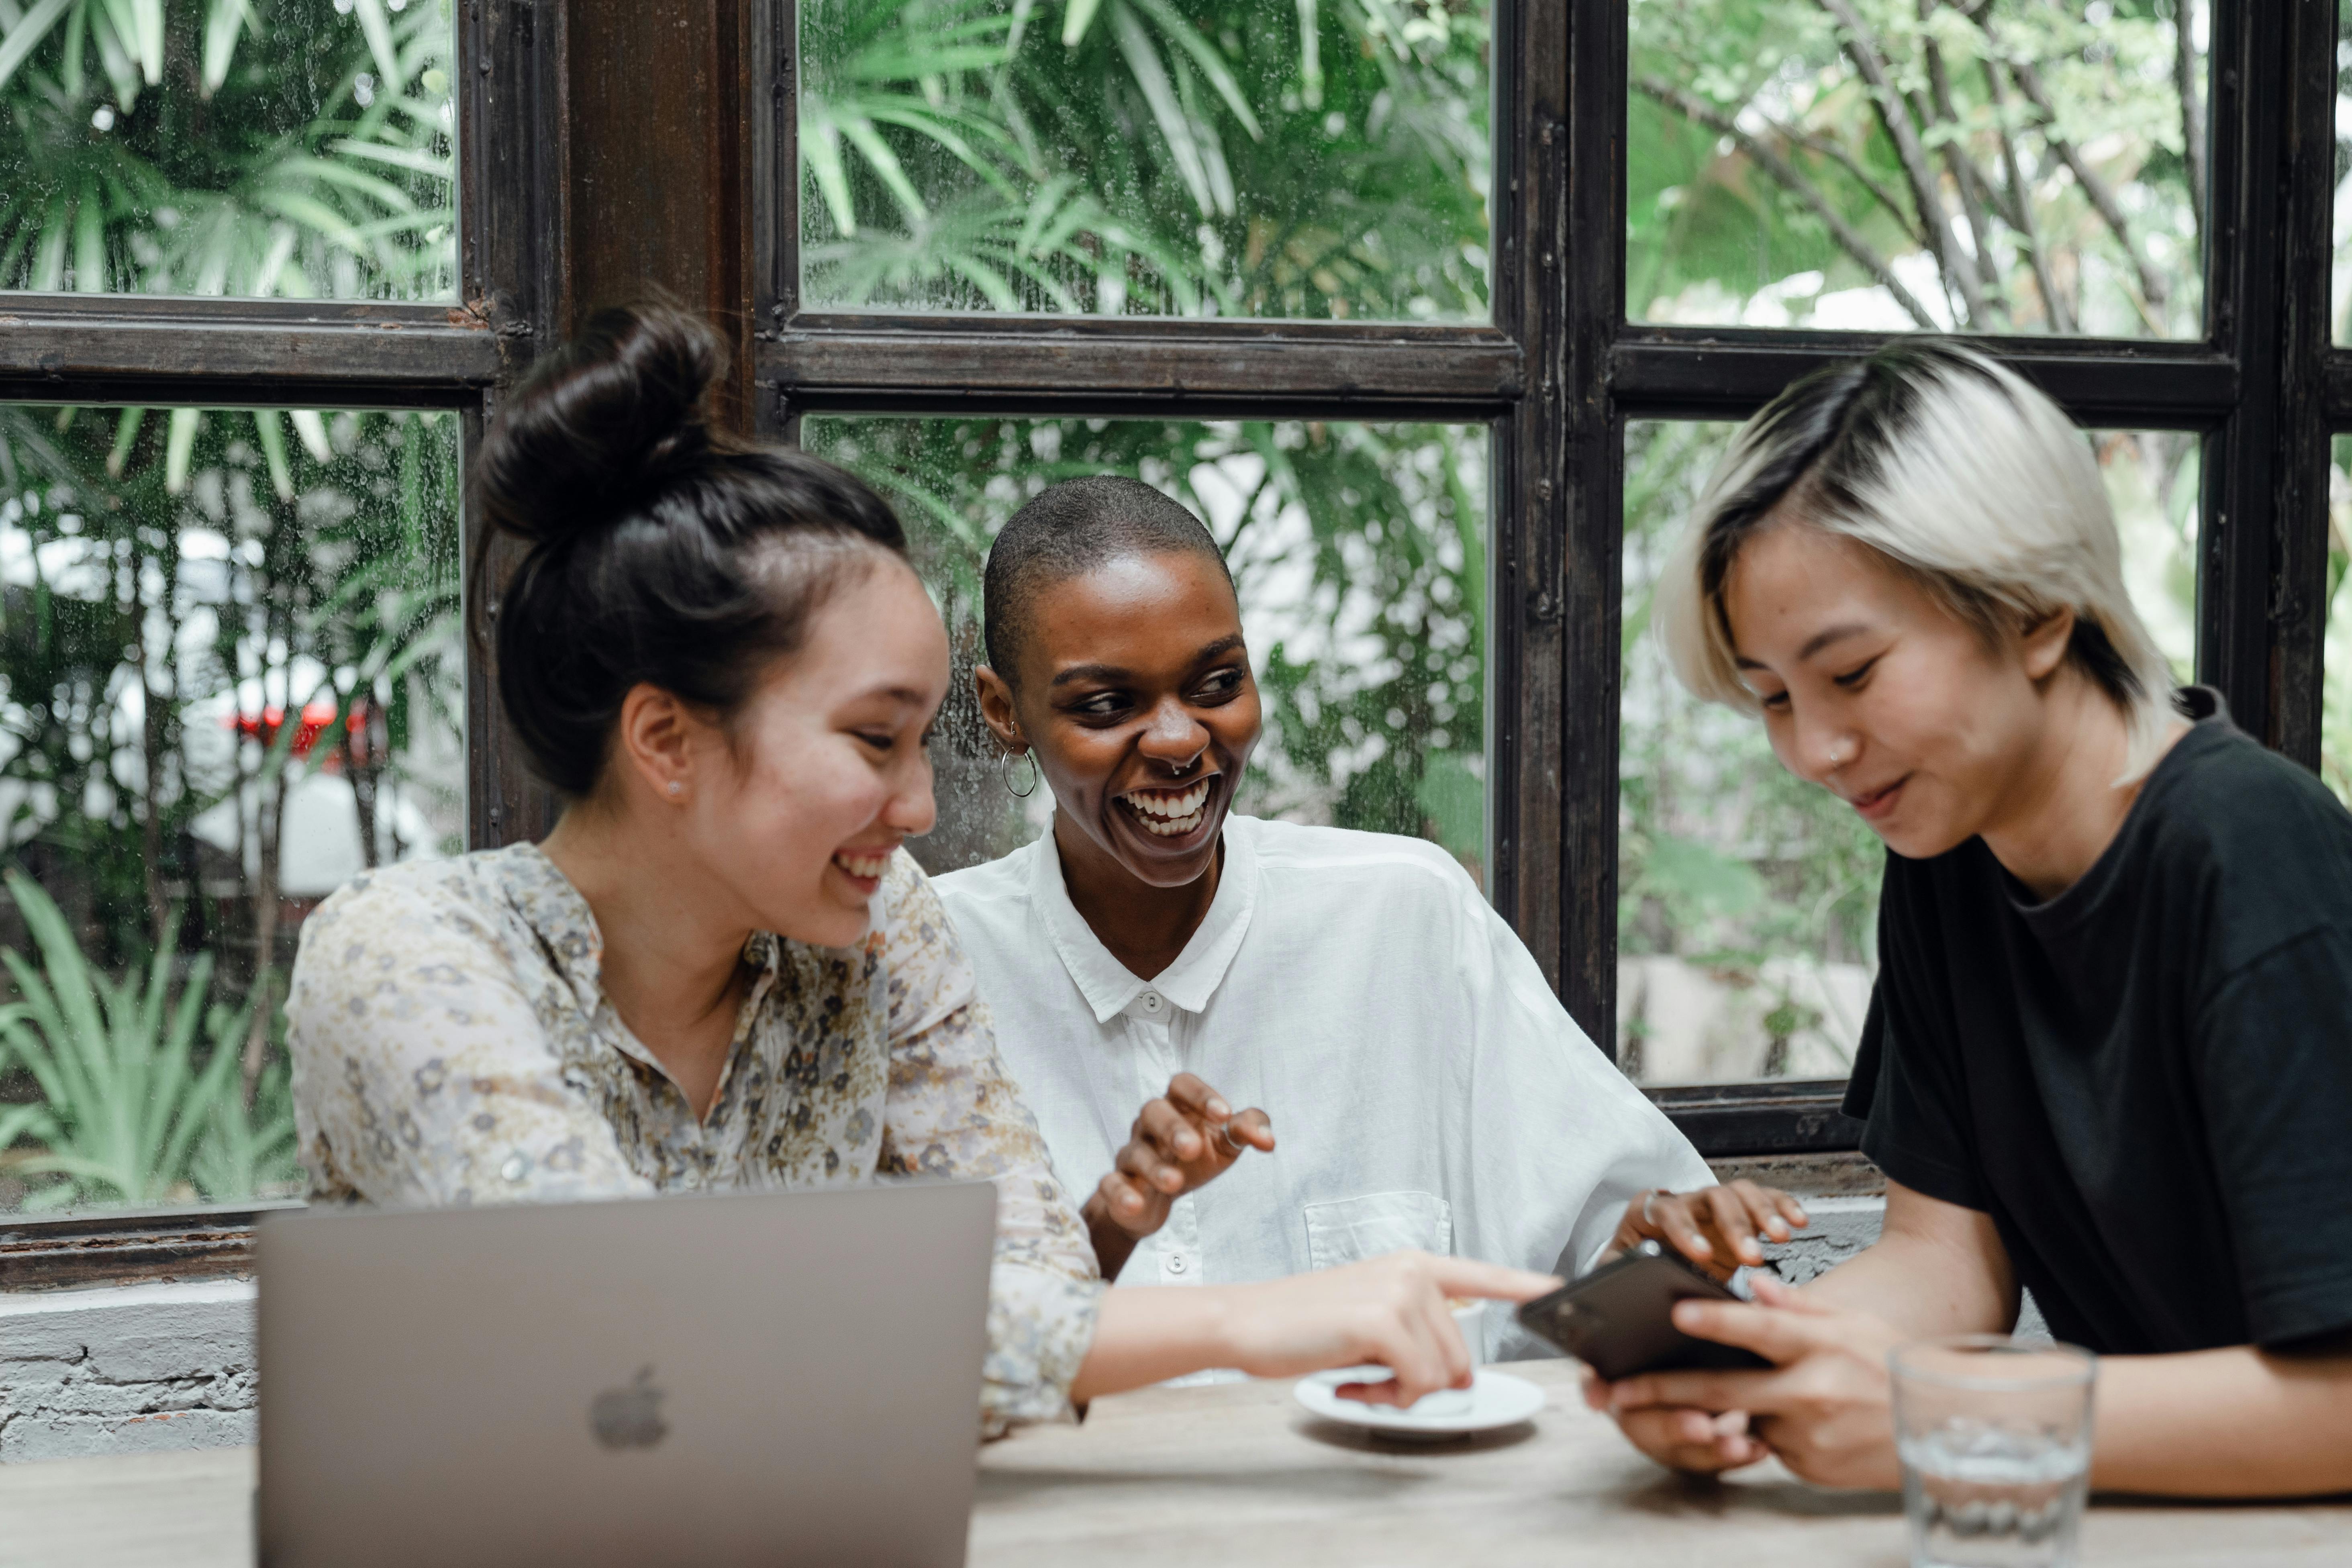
[0,1280,257,1462]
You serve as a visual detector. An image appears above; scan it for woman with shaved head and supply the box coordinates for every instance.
[936,475,1801,1368]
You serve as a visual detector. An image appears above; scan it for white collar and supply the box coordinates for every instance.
[1027,814,1261,1024]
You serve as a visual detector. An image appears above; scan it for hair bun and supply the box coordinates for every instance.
[472,302,724,548]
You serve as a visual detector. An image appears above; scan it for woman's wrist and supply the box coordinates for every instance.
[1071,1284,1243,1404]
[1080,1192,1142,1281]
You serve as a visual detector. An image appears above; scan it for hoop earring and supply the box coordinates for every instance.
[1000,749,1040,799]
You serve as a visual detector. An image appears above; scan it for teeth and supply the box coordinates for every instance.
[1121,782,1210,819]
[1120,782,1211,837]
[833,851,890,878]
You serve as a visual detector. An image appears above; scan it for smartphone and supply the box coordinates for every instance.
[1515,1242,1772,1382]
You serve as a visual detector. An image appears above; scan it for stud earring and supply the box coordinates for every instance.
[667,781,683,796]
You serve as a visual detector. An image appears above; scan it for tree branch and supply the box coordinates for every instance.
[2174,0,2207,250]
[1634,74,1940,330]
[1817,0,1985,327]
[2009,56,2167,323]
[1981,55,2075,333]
[1777,121,1923,247]
[1956,5,2168,330]
[1916,10,2007,322]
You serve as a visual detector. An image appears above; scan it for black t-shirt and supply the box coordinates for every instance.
[1843,691,2352,1355]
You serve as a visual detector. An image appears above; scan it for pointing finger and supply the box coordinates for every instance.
[1425,1256,1562,1304]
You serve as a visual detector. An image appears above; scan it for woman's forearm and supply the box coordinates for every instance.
[1070,1287,1235,1405]
[2093,1341,2352,1497]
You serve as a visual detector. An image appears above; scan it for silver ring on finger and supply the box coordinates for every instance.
[1219,1119,1246,1155]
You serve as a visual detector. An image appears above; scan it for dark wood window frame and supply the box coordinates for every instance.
[0,0,2340,1284]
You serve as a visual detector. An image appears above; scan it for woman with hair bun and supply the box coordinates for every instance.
[1591,340,2352,1497]
[284,304,1555,1437]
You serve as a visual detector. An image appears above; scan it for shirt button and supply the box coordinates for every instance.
[1165,1252,1188,1274]
[1140,992,1164,1014]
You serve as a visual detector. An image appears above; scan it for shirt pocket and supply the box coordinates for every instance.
[1301,1190,1454,1271]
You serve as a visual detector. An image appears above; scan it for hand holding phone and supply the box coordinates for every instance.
[1515,1242,1774,1381]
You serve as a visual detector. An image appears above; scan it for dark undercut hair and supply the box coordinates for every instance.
[981,475,1235,684]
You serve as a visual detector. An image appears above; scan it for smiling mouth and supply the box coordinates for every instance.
[831,847,893,880]
[1118,779,1214,838]
[1846,775,1909,817]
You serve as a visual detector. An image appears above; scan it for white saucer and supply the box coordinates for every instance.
[1292,1367,1546,1440]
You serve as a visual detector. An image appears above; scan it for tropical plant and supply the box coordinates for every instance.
[799,0,1490,318]
[0,0,456,299]
[0,871,294,1209]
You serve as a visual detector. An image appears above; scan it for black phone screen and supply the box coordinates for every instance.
[1515,1244,1773,1382]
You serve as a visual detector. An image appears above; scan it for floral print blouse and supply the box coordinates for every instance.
[285,841,1104,1435]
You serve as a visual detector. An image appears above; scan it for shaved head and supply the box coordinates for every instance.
[982,475,1235,684]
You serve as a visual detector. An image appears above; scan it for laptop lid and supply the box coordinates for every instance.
[258,1181,996,1568]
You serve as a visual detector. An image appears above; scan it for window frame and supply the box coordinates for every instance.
[0,0,563,1279]
[754,0,2340,1157]
[0,0,2337,1282]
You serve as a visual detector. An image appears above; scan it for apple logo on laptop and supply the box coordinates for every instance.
[589,1366,669,1450]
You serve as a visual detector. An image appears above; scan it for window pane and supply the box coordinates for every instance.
[803,416,1489,883]
[0,2,456,300]
[2336,11,2352,343]
[1619,419,2197,1087]
[2321,436,2352,798]
[1630,0,2207,338]
[0,404,462,1213]
[796,1,1491,320]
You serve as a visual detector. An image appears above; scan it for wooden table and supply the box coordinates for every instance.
[4,1360,2345,1567]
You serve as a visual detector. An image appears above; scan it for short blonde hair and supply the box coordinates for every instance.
[1654,340,2177,781]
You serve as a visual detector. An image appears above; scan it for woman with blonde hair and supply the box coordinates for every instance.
[1592,341,2352,1496]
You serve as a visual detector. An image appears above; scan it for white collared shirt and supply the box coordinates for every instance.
[936,815,1713,1360]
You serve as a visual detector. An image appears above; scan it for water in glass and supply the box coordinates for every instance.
[1890,1335,2096,1568]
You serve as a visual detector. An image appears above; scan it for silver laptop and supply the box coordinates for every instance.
[258,1181,996,1568]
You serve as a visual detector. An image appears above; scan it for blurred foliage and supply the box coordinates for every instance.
[2323,437,2352,803]
[799,0,1490,318]
[1630,0,2204,337]
[0,398,459,1211]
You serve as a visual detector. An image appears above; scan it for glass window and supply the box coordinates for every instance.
[2336,8,2352,343]
[802,415,1489,884]
[0,403,461,1213]
[796,0,1491,320]
[0,1,457,300]
[2322,435,2352,799]
[1617,419,2198,1087]
[1628,0,2207,338]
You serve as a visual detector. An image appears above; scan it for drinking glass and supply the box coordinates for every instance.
[1890,1335,2097,1568]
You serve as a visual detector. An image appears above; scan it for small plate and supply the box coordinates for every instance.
[1292,1367,1546,1440]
